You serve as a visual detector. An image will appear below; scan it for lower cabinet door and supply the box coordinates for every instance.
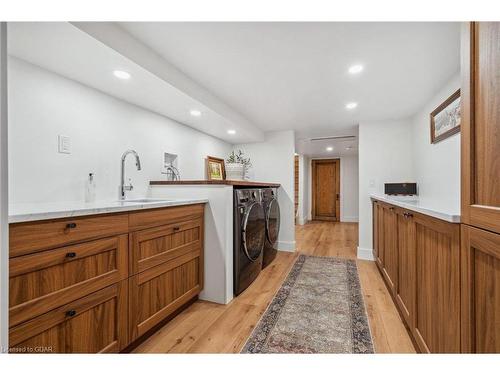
[413,214,460,353]
[129,250,202,340]
[461,224,500,353]
[395,209,415,329]
[9,282,128,353]
[382,205,398,293]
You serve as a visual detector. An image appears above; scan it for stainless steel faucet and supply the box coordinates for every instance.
[119,150,141,200]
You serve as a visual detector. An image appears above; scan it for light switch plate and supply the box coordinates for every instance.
[58,135,71,154]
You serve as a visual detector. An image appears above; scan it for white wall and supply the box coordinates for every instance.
[236,130,296,251]
[0,22,9,352]
[8,58,232,204]
[297,154,310,225]
[340,155,359,222]
[411,73,461,209]
[358,120,414,257]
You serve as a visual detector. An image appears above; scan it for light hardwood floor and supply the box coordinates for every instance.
[133,221,416,353]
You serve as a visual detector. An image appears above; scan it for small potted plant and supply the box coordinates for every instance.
[226,150,252,180]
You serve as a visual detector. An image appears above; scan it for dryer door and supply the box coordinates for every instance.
[242,202,266,262]
[266,198,280,246]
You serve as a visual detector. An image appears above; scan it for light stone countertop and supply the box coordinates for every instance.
[9,198,208,223]
[370,193,460,223]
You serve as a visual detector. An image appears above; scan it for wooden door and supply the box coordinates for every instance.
[413,214,461,353]
[9,282,128,353]
[312,159,340,221]
[129,251,202,340]
[395,208,416,329]
[462,22,500,234]
[461,224,500,353]
[381,205,398,293]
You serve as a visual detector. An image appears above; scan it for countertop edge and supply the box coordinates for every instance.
[370,194,461,223]
[9,199,208,224]
[150,180,281,187]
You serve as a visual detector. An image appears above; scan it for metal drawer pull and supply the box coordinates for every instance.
[65,252,77,258]
[173,226,180,231]
[66,222,77,229]
[65,310,76,317]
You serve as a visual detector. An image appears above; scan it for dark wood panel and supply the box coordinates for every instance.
[9,235,128,327]
[311,159,340,221]
[9,282,128,353]
[461,22,500,233]
[129,251,202,340]
[9,213,129,257]
[413,214,460,353]
[461,224,500,353]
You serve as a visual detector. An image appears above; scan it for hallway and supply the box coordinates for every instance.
[133,222,415,353]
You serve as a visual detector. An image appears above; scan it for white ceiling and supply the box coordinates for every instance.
[120,22,461,156]
[7,22,261,144]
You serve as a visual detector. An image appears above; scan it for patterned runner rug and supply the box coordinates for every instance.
[241,255,374,353]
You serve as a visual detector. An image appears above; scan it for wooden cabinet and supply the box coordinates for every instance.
[129,218,203,275]
[9,235,128,327]
[461,22,500,234]
[372,199,460,353]
[129,251,202,340]
[8,203,205,353]
[461,225,500,353]
[413,213,461,353]
[394,208,415,329]
[9,282,128,353]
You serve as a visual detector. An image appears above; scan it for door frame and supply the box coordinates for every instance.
[311,158,340,221]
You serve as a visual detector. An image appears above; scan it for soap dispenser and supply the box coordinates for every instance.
[85,173,96,203]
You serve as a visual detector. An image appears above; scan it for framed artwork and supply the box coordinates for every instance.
[206,156,226,181]
[430,89,461,144]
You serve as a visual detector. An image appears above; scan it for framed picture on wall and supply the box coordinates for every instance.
[430,89,461,144]
[206,156,226,181]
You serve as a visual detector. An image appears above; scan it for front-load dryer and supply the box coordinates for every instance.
[233,188,266,295]
[261,188,280,268]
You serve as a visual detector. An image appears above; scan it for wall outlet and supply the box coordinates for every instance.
[58,135,71,154]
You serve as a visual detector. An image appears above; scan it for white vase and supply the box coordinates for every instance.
[225,163,244,180]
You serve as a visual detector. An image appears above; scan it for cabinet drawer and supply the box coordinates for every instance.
[10,213,129,257]
[9,282,128,353]
[9,235,128,327]
[129,250,202,340]
[130,218,203,274]
[128,204,204,232]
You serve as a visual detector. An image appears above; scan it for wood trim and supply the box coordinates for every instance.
[430,88,461,144]
[311,158,340,221]
[461,21,474,225]
[150,180,280,187]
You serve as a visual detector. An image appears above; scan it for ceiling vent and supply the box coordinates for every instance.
[309,135,356,142]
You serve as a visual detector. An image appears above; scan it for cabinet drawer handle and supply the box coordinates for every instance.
[65,310,77,317]
[66,222,77,229]
[173,226,180,231]
[406,213,413,218]
[65,252,77,258]
[389,207,395,211]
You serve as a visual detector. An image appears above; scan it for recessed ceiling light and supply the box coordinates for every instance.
[326,146,334,152]
[345,146,353,150]
[227,129,236,135]
[113,70,131,80]
[345,102,358,110]
[190,109,202,117]
[348,64,364,74]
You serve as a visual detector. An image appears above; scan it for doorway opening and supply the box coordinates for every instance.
[312,159,340,221]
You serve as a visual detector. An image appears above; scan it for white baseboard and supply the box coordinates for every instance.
[277,240,296,252]
[357,246,374,261]
[341,216,359,223]
[297,216,306,225]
